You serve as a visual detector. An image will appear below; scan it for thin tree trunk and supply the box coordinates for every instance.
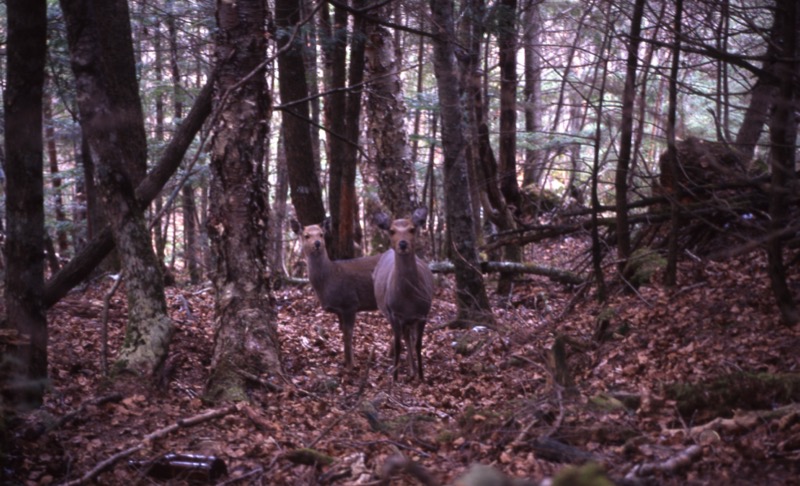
[590,25,613,304]
[428,0,493,328]
[339,0,367,258]
[615,0,646,277]
[44,95,70,257]
[322,2,349,256]
[522,0,544,188]
[734,16,781,161]
[664,0,683,287]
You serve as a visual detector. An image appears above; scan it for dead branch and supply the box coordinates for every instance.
[53,393,124,433]
[624,444,702,481]
[59,404,238,486]
[667,403,800,438]
[429,260,585,285]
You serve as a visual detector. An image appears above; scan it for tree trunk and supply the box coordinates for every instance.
[614,0,645,277]
[765,0,798,325]
[205,0,281,402]
[44,95,70,257]
[167,8,200,284]
[522,0,544,188]
[734,16,781,161]
[276,0,326,227]
[497,0,521,213]
[664,0,683,287]
[42,80,212,309]
[428,0,493,328]
[59,0,174,378]
[493,0,523,295]
[321,2,349,257]
[3,0,48,408]
[366,6,418,220]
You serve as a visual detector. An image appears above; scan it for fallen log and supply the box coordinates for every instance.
[429,260,586,285]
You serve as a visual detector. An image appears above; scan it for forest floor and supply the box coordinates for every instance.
[5,236,800,486]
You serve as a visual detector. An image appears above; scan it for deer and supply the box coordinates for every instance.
[372,207,435,382]
[291,219,380,370]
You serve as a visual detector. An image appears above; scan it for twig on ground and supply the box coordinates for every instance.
[59,404,238,486]
[625,444,702,480]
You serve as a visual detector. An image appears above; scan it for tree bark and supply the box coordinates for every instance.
[366,5,418,220]
[765,0,799,325]
[495,0,523,295]
[614,0,645,277]
[663,0,683,287]
[3,0,48,408]
[277,0,326,227]
[428,0,493,327]
[44,95,70,257]
[522,0,544,188]
[734,16,781,161]
[321,2,349,257]
[205,0,281,402]
[59,0,174,377]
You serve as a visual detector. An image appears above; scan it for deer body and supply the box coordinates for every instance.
[291,220,379,369]
[373,208,434,382]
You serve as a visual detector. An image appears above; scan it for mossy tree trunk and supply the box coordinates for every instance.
[204,0,280,402]
[60,0,174,378]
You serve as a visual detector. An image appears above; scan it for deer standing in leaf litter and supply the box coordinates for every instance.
[372,208,435,382]
[291,219,380,370]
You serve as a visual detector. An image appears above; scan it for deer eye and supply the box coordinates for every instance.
[389,229,396,236]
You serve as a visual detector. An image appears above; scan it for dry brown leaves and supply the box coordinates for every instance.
[5,238,800,485]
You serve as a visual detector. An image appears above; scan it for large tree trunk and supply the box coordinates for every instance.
[428,0,493,328]
[59,0,174,378]
[204,0,280,402]
[277,0,326,227]
[3,0,48,408]
[765,0,798,325]
[366,6,418,220]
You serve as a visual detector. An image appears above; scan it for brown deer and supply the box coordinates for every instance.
[372,208,434,382]
[291,219,380,370]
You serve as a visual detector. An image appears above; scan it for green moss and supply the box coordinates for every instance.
[623,248,666,287]
[665,372,800,422]
[553,463,615,486]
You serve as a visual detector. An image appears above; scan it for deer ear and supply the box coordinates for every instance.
[374,212,390,231]
[412,207,428,228]
[290,219,302,235]
[322,217,332,234]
